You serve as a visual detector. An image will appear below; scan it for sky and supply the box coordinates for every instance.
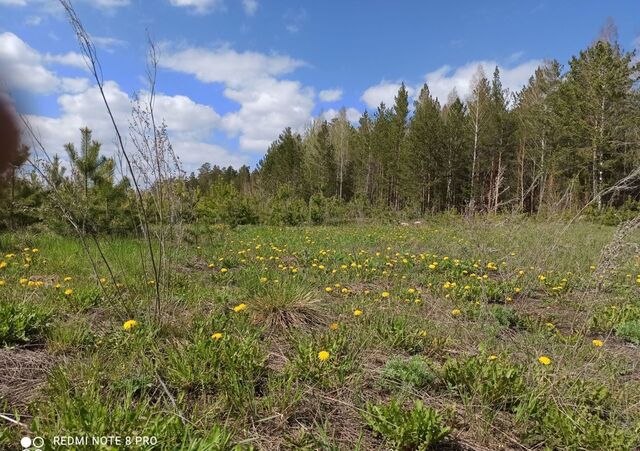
[0,0,639,172]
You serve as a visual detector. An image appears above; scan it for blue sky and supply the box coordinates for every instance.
[1,0,639,171]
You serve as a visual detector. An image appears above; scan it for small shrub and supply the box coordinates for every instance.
[362,399,450,450]
[381,356,437,390]
[441,355,526,410]
[491,305,525,329]
[616,319,640,344]
[0,301,51,347]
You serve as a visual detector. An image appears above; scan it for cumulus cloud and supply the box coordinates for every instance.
[361,81,414,109]
[43,51,88,71]
[159,44,305,87]
[160,44,314,152]
[424,60,541,103]
[318,88,342,102]
[91,35,128,53]
[0,32,89,94]
[169,0,224,14]
[24,81,241,169]
[320,107,360,123]
[242,0,258,16]
[360,60,541,109]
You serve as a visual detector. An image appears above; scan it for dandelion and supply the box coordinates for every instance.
[353,309,363,316]
[31,248,39,253]
[325,287,333,293]
[211,332,223,341]
[538,356,552,365]
[123,319,138,331]
[233,303,247,313]
[592,339,603,347]
[64,276,72,282]
[0,261,6,269]
[260,277,268,283]
[19,278,28,285]
[451,308,461,317]
[381,291,390,298]
[208,263,215,268]
[329,322,340,330]
[488,355,498,361]
[220,268,228,273]
[318,350,330,361]
[64,288,73,296]
[418,330,427,337]
[0,280,5,286]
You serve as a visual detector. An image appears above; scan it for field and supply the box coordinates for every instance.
[1,216,640,450]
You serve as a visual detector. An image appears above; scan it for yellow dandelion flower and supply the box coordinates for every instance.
[381,291,390,298]
[220,268,228,273]
[325,287,333,293]
[329,322,340,330]
[260,277,268,283]
[64,276,72,282]
[64,288,73,296]
[451,308,461,317]
[123,319,138,331]
[0,280,5,286]
[318,350,330,361]
[538,356,552,365]
[418,330,427,337]
[233,303,247,313]
[592,339,603,347]
[0,261,7,269]
[211,332,223,341]
[353,309,363,316]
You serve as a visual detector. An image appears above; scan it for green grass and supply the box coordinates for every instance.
[1,216,639,449]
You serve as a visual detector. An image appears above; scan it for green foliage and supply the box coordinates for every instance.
[381,356,437,390]
[164,322,266,412]
[268,185,307,226]
[615,319,640,344]
[197,181,258,227]
[362,399,451,450]
[441,355,526,410]
[520,398,636,450]
[31,369,241,450]
[0,300,51,347]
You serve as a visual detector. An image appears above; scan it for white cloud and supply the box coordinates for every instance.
[83,0,129,8]
[160,44,314,152]
[361,81,414,109]
[24,81,240,169]
[25,15,43,26]
[44,51,88,71]
[318,88,342,102]
[91,35,128,53]
[169,0,224,14]
[0,32,61,94]
[0,0,28,5]
[321,107,360,123]
[424,59,541,103]
[0,32,90,94]
[159,44,305,87]
[221,78,314,151]
[242,0,257,16]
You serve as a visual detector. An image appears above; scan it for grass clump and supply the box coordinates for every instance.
[441,354,526,410]
[362,399,450,450]
[615,319,640,344]
[0,300,51,347]
[381,356,437,391]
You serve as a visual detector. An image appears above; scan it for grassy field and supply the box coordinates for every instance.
[1,216,640,450]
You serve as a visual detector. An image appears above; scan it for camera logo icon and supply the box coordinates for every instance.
[20,436,44,451]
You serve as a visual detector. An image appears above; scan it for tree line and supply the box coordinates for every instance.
[1,37,639,232]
